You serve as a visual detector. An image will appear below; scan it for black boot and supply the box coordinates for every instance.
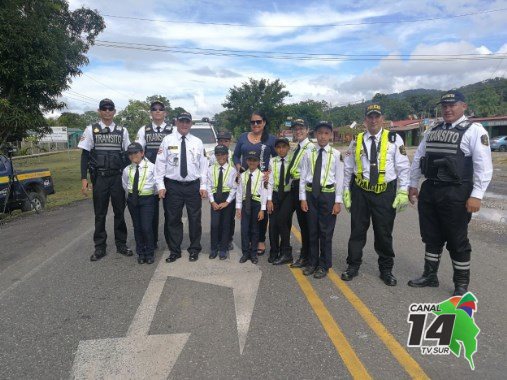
[452,269,470,296]
[408,259,440,287]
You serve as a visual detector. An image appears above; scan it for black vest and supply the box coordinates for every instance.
[421,121,473,183]
[144,124,172,163]
[90,123,125,171]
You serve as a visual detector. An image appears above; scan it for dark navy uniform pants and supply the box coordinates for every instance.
[269,191,293,255]
[291,180,310,260]
[307,191,336,270]
[241,200,261,258]
[210,192,234,252]
[92,172,127,250]
[127,194,155,258]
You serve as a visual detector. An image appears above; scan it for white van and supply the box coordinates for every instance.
[191,121,217,157]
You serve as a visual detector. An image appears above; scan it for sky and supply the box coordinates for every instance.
[60,0,507,118]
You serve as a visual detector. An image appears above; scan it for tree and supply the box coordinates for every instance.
[115,100,151,138]
[468,86,502,117]
[283,100,328,128]
[0,0,105,143]
[222,78,290,136]
[58,112,87,129]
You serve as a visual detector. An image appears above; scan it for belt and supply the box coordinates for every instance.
[165,178,200,186]
[96,169,121,177]
[426,180,461,187]
[305,184,334,190]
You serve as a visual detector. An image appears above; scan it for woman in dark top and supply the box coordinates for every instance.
[233,111,277,255]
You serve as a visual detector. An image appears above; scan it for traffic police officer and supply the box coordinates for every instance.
[408,90,493,296]
[154,111,208,262]
[342,104,411,286]
[79,98,133,261]
[135,100,173,249]
[287,118,315,268]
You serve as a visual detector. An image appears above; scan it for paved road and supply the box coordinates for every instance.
[0,187,506,379]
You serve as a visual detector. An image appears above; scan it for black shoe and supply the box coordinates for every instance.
[117,246,133,256]
[268,252,279,264]
[209,251,218,259]
[137,257,145,264]
[165,253,181,263]
[90,249,106,262]
[290,258,308,268]
[228,242,234,251]
[273,254,293,266]
[314,267,328,279]
[302,266,316,276]
[453,284,468,296]
[189,252,199,262]
[380,271,397,286]
[341,267,359,281]
[145,257,155,264]
[408,259,440,288]
[251,257,258,264]
[219,251,227,260]
[239,255,249,263]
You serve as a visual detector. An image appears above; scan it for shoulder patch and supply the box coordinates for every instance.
[481,134,489,146]
[399,145,407,155]
[157,148,163,155]
[80,136,86,141]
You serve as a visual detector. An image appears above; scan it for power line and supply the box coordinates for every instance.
[62,95,97,106]
[66,90,100,102]
[95,40,507,62]
[101,7,507,28]
[81,72,130,98]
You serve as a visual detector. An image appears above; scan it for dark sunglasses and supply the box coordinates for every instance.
[150,107,165,112]
[100,106,115,111]
[250,119,263,125]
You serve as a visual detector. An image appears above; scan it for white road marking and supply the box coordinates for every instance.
[71,220,262,379]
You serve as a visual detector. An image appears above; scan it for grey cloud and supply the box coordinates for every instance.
[190,66,241,78]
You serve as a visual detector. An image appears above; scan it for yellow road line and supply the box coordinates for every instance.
[290,267,372,379]
[290,225,429,379]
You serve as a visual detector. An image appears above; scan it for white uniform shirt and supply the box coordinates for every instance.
[154,130,208,191]
[343,129,411,191]
[410,115,493,199]
[235,168,268,211]
[122,157,157,194]
[135,122,171,149]
[78,121,130,152]
[299,144,344,203]
[206,162,237,203]
[267,155,290,201]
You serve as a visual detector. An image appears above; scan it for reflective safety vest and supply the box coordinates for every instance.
[273,155,292,192]
[242,169,262,202]
[354,129,390,193]
[305,147,334,193]
[127,159,153,195]
[289,141,313,180]
[211,163,232,193]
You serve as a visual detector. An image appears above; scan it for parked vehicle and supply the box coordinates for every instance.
[491,135,507,152]
[191,119,217,157]
[0,154,55,213]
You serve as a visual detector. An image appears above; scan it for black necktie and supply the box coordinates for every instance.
[245,173,252,211]
[312,148,323,198]
[217,166,224,200]
[278,158,285,199]
[369,136,379,186]
[286,145,300,184]
[180,135,188,178]
[132,165,140,204]
[444,123,452,130]
[156,126,161,133]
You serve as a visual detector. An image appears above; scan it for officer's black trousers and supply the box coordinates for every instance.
[269,191,293,255]
[210,192,234,252]
[163,179,202,255]
[92,173,127,250]
[241,200,261,258]
[127,195,155,258]
[347,181,396,271]
[307,191,336,270]
[153,195,161,246]
[418,181,472,265]
[291,180,310,259]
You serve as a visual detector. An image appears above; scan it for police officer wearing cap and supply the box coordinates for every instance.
[342,104,411,286]
[287,118,315,268]
[154,111,208,262]
[79,98,133,261]
[408,90,492,296]
[135,100,173,249]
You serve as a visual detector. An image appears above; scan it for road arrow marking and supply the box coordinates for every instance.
[71,236,262,378]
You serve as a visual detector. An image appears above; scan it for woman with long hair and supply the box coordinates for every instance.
[233,111,277,255]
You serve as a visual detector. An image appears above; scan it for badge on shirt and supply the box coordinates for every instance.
[399,145,407,155]
[93,127,100,133]
[168,145,178,153]
[481,134,489,146]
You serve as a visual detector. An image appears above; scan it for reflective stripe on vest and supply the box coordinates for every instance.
[128,160,152,195]
[212,164,232,193]
[289,141,312,179]
[304,147,334,193]
[242,170,262,202]
[273,155,292,192]
[354,129,389,193]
